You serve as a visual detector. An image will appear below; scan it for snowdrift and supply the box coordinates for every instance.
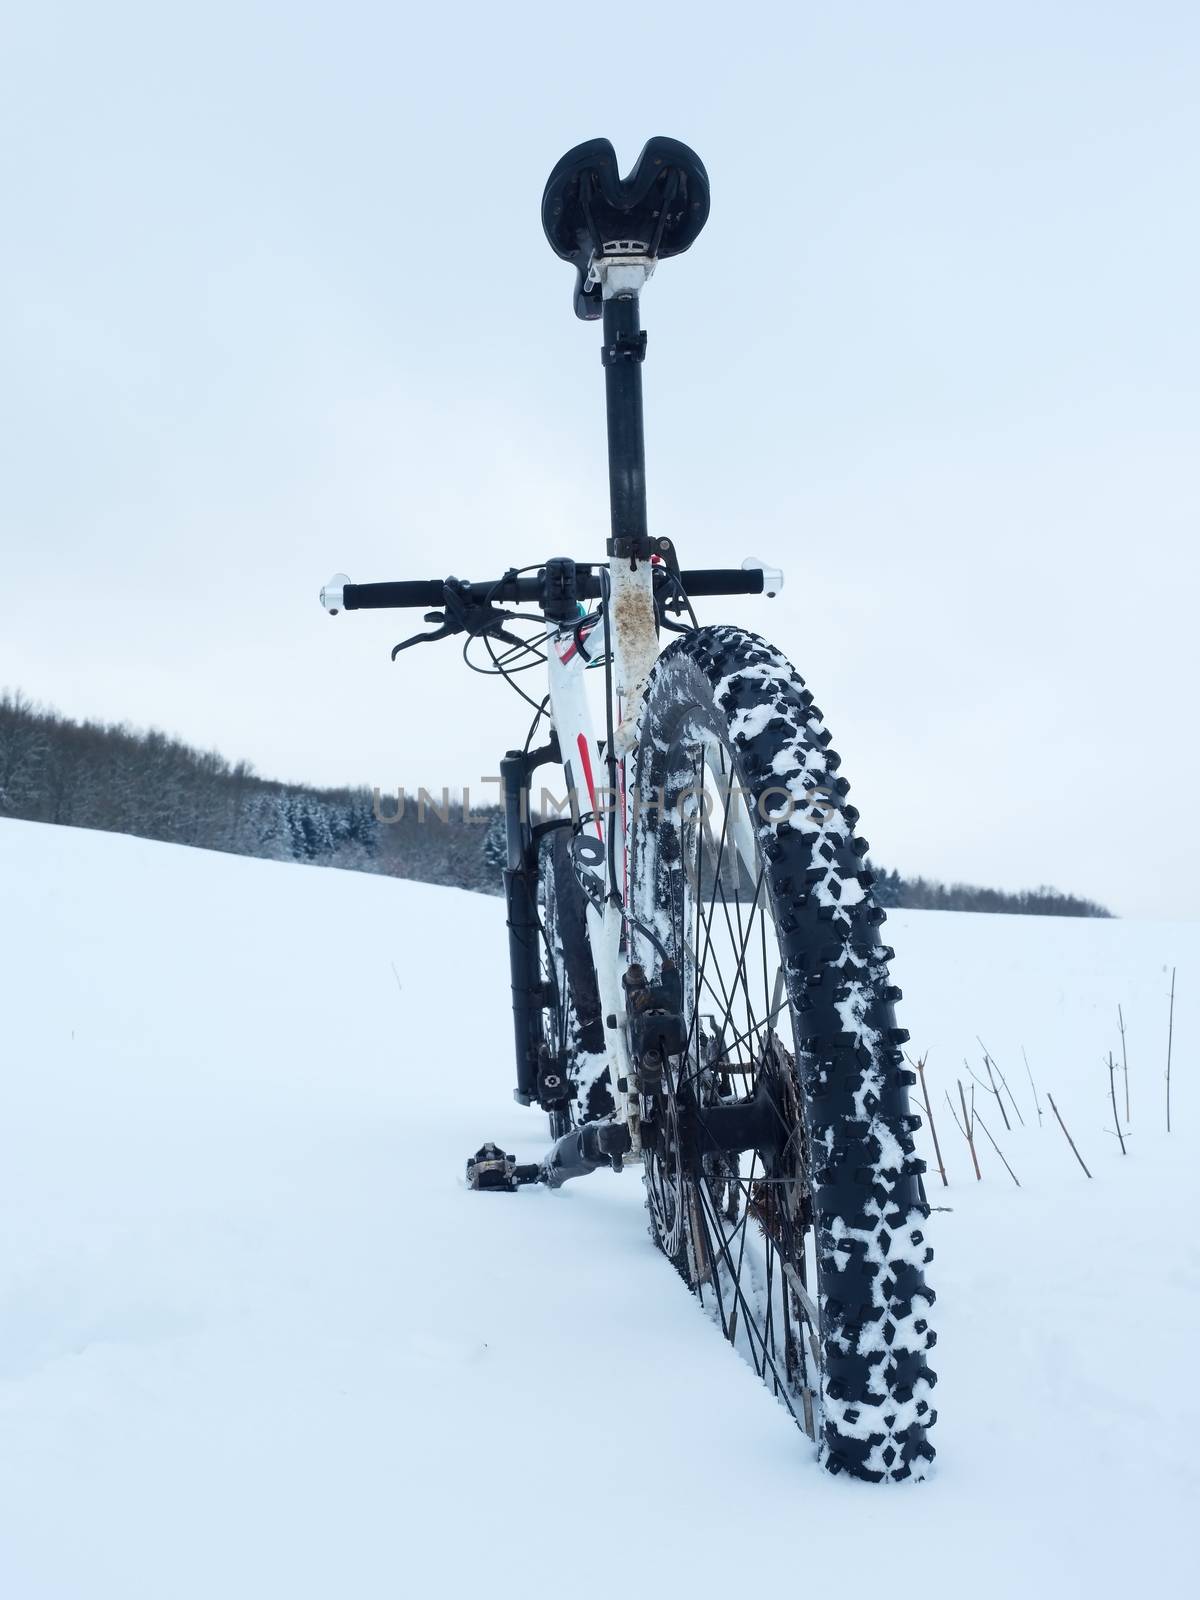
[0,819,1195,1597]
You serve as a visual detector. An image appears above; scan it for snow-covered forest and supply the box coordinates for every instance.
[0,693,1112,914]
[0,691,498,892]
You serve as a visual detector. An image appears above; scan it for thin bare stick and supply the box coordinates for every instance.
[1118,1006,1129,1124]
[965,1058,1010,1129]
[963,1060,991,1095]
[1047,1092,1093,1179]
[984,1057,1012,1132]
[972,1106,1020,1187]
[1166,968,1176,1134]
[957,1078,982,1180]
[978,1038,1025,1127]
[945,1090,967,1139]
[1107,1052,1127,1155]
[966,1056,1011,1132]
[999,1065,1025,1127]
[913,1054,948,1187]
[1022,1046,1043,1127]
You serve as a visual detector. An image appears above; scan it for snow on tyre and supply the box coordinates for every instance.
[628,624,937,1482]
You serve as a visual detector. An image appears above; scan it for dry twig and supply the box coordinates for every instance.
[912,1053,948,1187]
[957,1078,982,1180]
[978,1037,1025,1127]
[945,1090,966,1138]
[1022,1046,1043,1127]
[1047,1092,1093,1179]
[985,1057,1012,1132]
[1166,968,1176,1134]
[1107,1052,1127,1156]
[965,1059,1007,1130]
[972,1106,1021,1187]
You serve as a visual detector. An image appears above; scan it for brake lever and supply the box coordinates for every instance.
[390,580,527,661]
[391,610,458,659]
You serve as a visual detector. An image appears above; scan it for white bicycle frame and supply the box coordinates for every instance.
[543,553,661,1155]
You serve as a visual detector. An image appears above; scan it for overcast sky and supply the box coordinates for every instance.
[2,1,1197,917]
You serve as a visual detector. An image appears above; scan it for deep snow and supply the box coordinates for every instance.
[0,818,1195,1597]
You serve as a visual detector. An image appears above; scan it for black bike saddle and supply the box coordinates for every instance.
[541,137,710,320]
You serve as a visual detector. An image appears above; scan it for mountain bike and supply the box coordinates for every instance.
[320,137,937,1482]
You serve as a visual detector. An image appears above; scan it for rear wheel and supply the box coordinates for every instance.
[629,626,937,1482]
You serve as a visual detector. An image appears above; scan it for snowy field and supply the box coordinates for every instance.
[1,818,1195,1598]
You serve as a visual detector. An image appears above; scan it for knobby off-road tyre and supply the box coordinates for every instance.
[628,626,937,1482]
[539,827,611,1138]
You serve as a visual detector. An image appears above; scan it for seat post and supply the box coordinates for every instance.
[542,139,709,560]
[601,286,650,562]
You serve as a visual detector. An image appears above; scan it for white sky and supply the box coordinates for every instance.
[2,1,1197,917]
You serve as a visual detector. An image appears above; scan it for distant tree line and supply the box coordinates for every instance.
[867,864,1110,919]
[0,691,497,892]
[0,692,1111,915]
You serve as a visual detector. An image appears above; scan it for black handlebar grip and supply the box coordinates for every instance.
[343,580,446,610]
[678,568,766,596]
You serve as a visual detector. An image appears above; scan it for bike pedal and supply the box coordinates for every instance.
[466,1142,517,1191]
[465,1142,540,1192]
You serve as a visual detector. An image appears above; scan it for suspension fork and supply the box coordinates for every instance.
[502,737,562,1110]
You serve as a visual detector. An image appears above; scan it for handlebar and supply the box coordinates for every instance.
[320,562,781,615]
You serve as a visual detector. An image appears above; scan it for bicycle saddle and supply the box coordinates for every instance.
[541,137,710,320]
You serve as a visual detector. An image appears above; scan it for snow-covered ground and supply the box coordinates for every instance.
[1,818,1195,1597]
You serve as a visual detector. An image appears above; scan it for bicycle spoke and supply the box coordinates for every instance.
[690,1177,799,1420]
[639,728,821,1438]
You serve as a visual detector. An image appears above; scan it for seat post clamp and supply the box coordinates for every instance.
[601,329,648,368]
